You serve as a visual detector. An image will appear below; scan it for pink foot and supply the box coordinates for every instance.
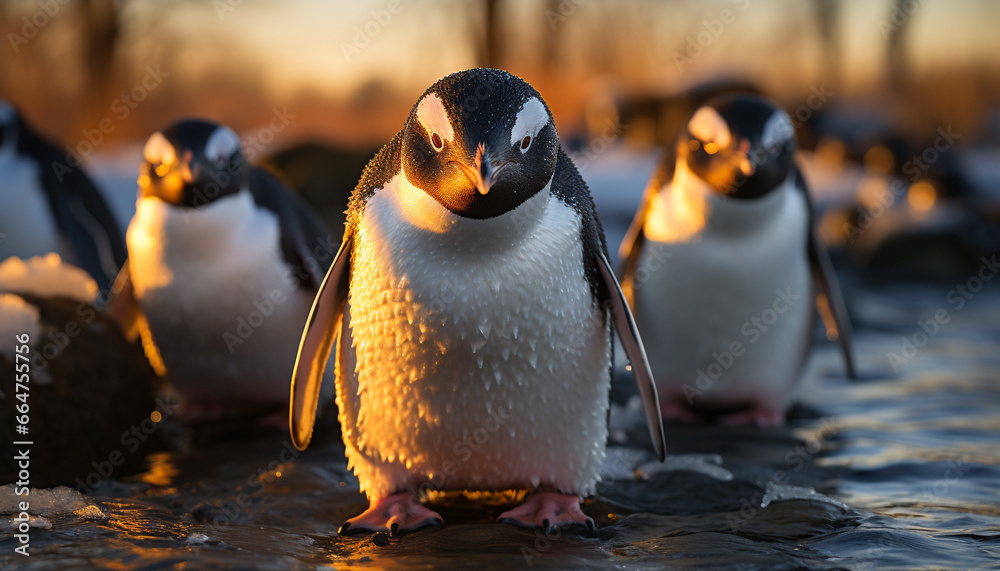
[497,492,594,534]
[660,399,703,423]
[339,493,443,537]
[718,407,785,427]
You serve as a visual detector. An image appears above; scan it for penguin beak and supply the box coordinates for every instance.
[454,143,512,196]
[139,150,193,204]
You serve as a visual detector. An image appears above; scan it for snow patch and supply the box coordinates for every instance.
[0,253,99,302]
[637,453,734,482]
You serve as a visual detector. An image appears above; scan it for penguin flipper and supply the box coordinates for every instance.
[290,235,353,450]
[808,231,858,379]
[617,185,651,307]
[38,154,126,292]
[106,262,141,341]
[793,165,857,379]
[617,154,673,306]
[105,261,167,376]
[595,251,667,461]
[248,167,335,291]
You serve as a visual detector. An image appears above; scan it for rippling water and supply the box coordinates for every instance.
[2,274,998,569]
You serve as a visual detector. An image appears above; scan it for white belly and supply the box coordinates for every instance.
[340,175,611,500]
[126,192,314,403]
[634,177,813,411]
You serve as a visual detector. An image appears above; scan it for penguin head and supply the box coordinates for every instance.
[139,119,248,207]
[401,68,560,219]
[679,95,795,200]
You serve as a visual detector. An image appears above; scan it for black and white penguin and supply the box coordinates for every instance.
[113,118,336,419]
[0,100,126,291]
[289,68,665,536]
[619,94,856,427]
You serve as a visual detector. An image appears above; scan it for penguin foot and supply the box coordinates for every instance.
[339,493,444,537]
[497,492,594,534]
[659,400,703,423]
[718,407,785,427]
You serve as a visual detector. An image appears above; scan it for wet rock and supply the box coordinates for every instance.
[0,295,160,489]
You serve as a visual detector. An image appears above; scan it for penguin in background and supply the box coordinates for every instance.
[619,94,856,427]
[289,68,666,536]
[0,100,126,291]
[112,118,337,421]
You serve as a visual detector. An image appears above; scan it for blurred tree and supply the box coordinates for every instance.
[885,0,912,95]
[78,0,121,132]
[813,0,841,89]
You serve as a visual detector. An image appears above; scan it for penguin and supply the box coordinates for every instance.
[289,68,666,536]
[0,100,127,292]
[112,118,337,420]
[619,94,857,427]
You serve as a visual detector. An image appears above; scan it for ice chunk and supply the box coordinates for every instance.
[1,514,51,531]
[601,446,653,480]
[637,453,734,481]
[0,485,107,519]
[760,482,849,509]
[185,532,214,545]
[0,254,98,302]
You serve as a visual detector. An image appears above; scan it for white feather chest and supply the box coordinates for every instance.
[340,174,612,499]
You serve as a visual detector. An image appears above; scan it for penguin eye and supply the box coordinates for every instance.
[520,135,532,152]
[430,132,444,152]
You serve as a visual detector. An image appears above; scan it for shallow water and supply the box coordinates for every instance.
[2,274,998,569]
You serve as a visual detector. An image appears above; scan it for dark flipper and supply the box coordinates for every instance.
[617,152,673,306]
[809,231,858,379]
[596,251,666,461]
[793,164,857,379]
[289,235,353,450]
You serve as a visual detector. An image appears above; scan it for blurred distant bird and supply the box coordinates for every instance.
[289,68,665,536]
[619,94,856,427]
[0,100,126,291]
[113,119,336,420]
